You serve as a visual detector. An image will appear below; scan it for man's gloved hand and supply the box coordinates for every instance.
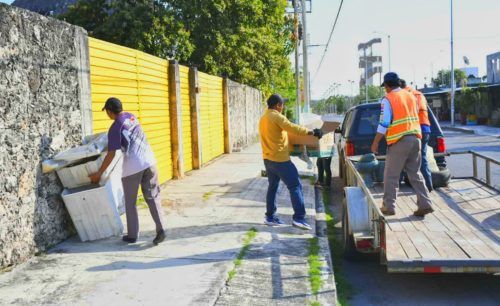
[313,128,323,139]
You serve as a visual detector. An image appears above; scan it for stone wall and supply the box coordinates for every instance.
[227,80,264,151]
[0,4,91,269]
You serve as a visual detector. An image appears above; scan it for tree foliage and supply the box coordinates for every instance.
[60,0,193,61]
[61,0,295,95]
[313,95,349,115]
[432,69,467,87]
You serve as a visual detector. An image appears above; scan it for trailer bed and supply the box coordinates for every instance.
[370,179,500,273]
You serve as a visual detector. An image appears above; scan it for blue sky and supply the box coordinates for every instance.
[2,0,500,98]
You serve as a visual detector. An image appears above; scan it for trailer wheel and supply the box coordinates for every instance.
[342,199,361,260]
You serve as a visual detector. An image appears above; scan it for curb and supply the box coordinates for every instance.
[441,126,475,134]
[442,126,500,138]
[314,186,338,305]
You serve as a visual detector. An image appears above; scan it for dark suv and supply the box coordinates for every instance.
[336,102,448,185]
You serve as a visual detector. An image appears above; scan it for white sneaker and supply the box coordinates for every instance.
[292,220,312,230]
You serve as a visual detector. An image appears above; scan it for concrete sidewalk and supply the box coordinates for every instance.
[0,144,336,306]
[441,121,500,138]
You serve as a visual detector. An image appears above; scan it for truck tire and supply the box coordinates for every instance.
[403,167,451,189]
[431,167,451,188]
[342,200,361,260]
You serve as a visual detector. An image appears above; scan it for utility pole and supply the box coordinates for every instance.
[450,0,456,126]
[388,35,391,71]
[364,48,368,103]
[301,0,310,112]
[293,0,301,123]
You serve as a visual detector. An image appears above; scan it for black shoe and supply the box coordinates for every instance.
[153,230,165,245]
[122,235,137,243]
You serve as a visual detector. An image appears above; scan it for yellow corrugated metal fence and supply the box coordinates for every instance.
[89,38,173,183]
[198,72,225,165]
[179,65,193,172]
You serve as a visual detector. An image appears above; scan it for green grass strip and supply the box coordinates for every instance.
[308,237,324,295]
[227,227,258,282]
[322,190,354,306]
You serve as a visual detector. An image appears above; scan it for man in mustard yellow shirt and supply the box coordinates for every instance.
[259,94,322,230]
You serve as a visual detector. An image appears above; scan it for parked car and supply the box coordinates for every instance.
[336,102,451,188]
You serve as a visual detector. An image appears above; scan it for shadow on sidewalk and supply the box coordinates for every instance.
[86,225,311,273]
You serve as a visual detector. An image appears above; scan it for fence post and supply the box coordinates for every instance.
[168,60,184,179]
[486,160,491,187]
[223,78,231,154]
[472,154,478,179]
[189,67,202,169]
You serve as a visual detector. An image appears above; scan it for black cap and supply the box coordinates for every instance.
[381,72,400,87]
[102,97,123,114]
[267,94,289,108]
[399,79,407,88]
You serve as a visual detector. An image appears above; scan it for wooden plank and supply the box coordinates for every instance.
[404,189,449,232]
[431,209,459,231]
[465,208,500,231]
[472,230,500,254]
[189,67,202,169]
[395,191,429,232]
[458,230,498,258]
[428,188,453,210]
[168,60,184,179]
[394,231,421,259]
[446,231,485,259]
[439,206,475,232]
[373,185,417,232]
[424,231,469,259]
[408,231,441,259]
[222,78,231,154]
[386,232,408,260]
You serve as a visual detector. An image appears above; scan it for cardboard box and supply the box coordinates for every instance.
[289,121,340,158]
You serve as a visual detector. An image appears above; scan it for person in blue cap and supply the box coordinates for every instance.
[370,73,433,217]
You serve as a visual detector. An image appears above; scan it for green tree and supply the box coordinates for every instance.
[61,0,295,100]
[61,0,194,61]
[168,0,293,93]
[353,85,384,104]
[432,69,467,87]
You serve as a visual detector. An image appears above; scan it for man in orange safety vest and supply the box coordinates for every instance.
[371,72,433,217]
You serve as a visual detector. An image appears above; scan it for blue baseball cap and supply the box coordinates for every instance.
[381,72,400,87]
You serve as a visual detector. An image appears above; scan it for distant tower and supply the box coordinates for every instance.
[358,38,383,89]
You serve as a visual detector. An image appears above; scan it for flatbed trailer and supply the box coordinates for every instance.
[342,151,500,273]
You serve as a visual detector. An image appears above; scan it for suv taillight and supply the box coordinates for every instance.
[437,137,446,153]
[346,141,355,156]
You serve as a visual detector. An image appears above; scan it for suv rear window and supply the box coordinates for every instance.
[356,107,380,135]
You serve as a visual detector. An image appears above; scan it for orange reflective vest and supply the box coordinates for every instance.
[385,90,422,145]
[405,86,430,126]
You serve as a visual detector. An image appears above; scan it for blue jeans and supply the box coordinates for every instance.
[263,159,306,222]
[420,133,433,191]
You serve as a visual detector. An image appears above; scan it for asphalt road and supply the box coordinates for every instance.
[444,130,500,189]
[326,128,500,306]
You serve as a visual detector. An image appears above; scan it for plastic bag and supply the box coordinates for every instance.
[298,146,314,169]
[53,133,108,162]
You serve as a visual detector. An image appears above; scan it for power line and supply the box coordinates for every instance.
[312,0,344,82]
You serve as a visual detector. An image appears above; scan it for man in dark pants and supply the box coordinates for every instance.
[259,94,322,230]
[89,97,166,245]
[316,157,332,188]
